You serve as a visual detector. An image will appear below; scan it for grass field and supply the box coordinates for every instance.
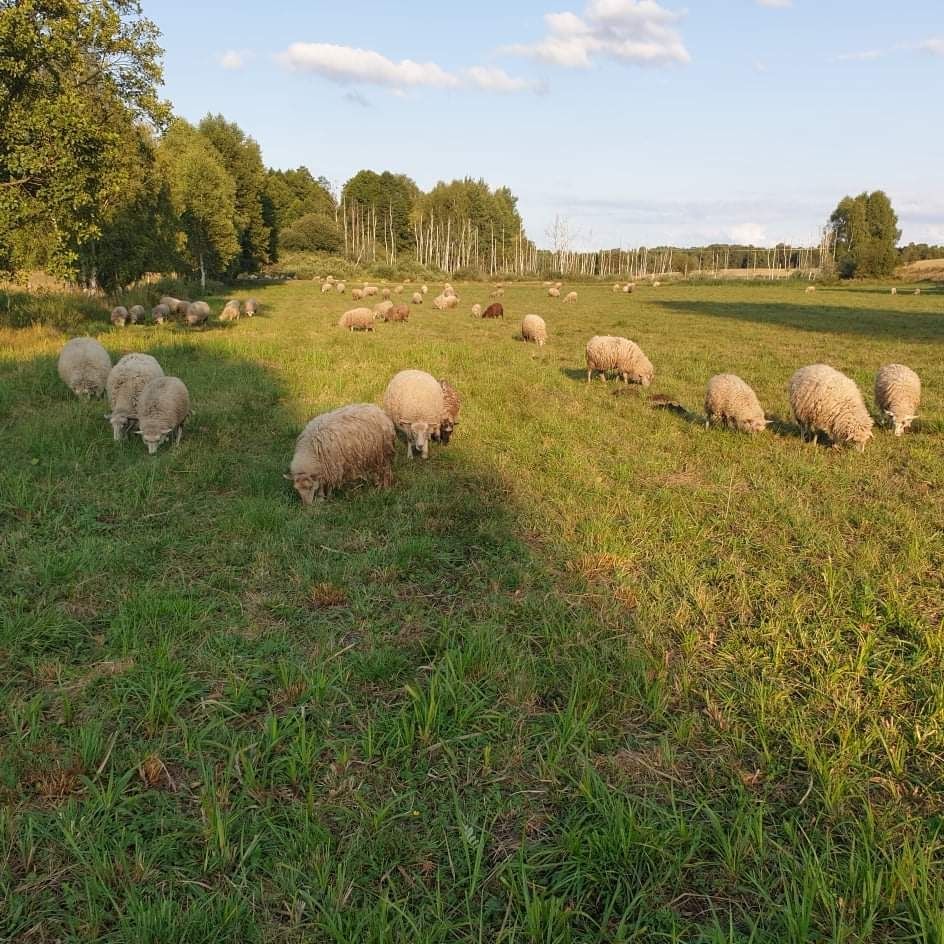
[2,278,944,942]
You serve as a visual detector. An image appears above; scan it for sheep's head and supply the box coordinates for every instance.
[105,411,131,441]
[73,382,97,398]
[745,416,772,434]
[885,409,916,437]
[410,422,432,459]
[851,428,874,452]
[284,472,322,505]
[436,419,456,445]
[136,427,172,455]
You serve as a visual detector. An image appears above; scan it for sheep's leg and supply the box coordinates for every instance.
[586,369,591,383]
[174,425,183,446]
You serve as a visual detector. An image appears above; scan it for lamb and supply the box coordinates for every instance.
[421,285,428,295]
[385,304,410,322]
[874,364,921,436]
[219,300,241,322]
[135,376,190,454]
[382,369,445,459]
[482,302,504,319]
[412,292,423,305]
[185,301,210,326]
[151,303,170,324]
[373,300,394,320]
[382,288,391,300]
[111,306,129,327]
[286,404,395,504]
[105,352,164,440]
[585,336,654,386]
[339,307,375,332]
[548,287,560,298]
[433,379,460,444]
[58,337,112,398]
[351,288,364,301]
[243,298,258,316]
[704,374,768,433]
[521,314,547,347]
[336,282,346,294]
[128,305,146,325]
[471,303,482,318]
[788,364,874,450]
[563,291,578,304]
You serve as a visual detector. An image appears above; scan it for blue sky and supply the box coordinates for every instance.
[151,0,943,249]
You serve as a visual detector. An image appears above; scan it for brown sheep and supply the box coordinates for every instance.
[482,302,504,319]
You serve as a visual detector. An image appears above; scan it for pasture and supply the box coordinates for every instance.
[2,279,943,942]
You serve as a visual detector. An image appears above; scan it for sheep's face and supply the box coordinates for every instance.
[745,417,770,434]
[138,427,172,455]
[73,382,98,398]
[410,422,431,458]
[886,409,916,437]
[286,473,322,505]
[851,429,874,452]
[105,412,131,441]
[437,420,455,445]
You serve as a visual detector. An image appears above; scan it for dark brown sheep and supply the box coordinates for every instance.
[482,302,504,319]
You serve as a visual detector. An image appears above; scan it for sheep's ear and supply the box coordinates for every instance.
[283,473,294,481]
[764,419,774,426]
[134,429,144,435]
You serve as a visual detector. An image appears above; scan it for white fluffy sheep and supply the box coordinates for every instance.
[136,376,190,454]
[336,282,346,294]
[128,305,146,325]
[433,293,459,311]
[220,300,241,322]
[58,337,112,398]
[805,286,816,294]
[243,298,258,316]
[421,285,428,295]
[521,314,547,347]
[394,285,404,295]
[563,291,578,304]
[704,374,768,433]
[339,307,375,332]
[382,369,445,459]
[363,285,379,297]
[373,300,394,320]
[874,364,921,436]
[412,291,423,305]
[548,287,560,298]
[158,295,181,313]
[914,288,921,296]
[321,282,333,294]
[351,288,364,301]
[623,283,635,294]
[151,303,170,324]
[433,378,460,444]
[612,283,621,293]
[382,287,392,300]
[111,306,129,327]
[286,404,395,503]
[471,303,482,318]
[105,353,164,440]
[185,301,210,326]
[788,364,874,450]
[585,336,654,386]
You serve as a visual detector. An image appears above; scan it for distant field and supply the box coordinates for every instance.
[897,258,944,281]
[2,279,944,942]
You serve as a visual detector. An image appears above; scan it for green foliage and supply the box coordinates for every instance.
[342,170,419,250]
[829,191,902,279]
[415,178,525,250]
[278,212,342,253]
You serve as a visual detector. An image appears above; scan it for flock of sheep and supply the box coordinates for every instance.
[109,294,259,328]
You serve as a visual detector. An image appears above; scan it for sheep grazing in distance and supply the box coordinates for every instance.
[58,337,112,398]
[219,300,240,322]
[185,301,210,326]
[151,303,170,324]
[914,288,921,296]
[351,288,364,301]
[421,284,428,295]
[286,404,395,504]
[563,291,578,304]
[548,287,560,298]
[554,282,562,289]
[128,305,146,325]
[382,369,445,459]
[805,286,816,294]
[412,292,423,305]
[111,306,129,327]
[158,295,180,313]
[321,282,333,294]
[136,376,190,454]
[243,298,258,316]
[433,293,459,311]
[373,300,394,320]
[443,283,455,295]
[385,304,410,322]
[482,302,504,319]
[434,379,461,444]
[623,283,635,293]
[521,314,547,347]
[653,281,662,288]
[491,287,504,298]
[324,275,336,285]
[105,353,164,440]
[471,303,482,318]
[382,288,392,300]
[339,307,375,332]
[612,283,621,293]
[394,285,404,295]
[586,336,654,387]
[875,364,921,436]
[704,374,769,433]
[336,282,346,294]
[363,285,379,297]
[788,364,874,451]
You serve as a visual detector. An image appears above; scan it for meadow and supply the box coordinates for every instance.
[1,278,943,942]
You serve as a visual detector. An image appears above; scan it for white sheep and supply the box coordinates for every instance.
[151,303,170,324]
[890,287,897,296]
[623,283,635,293]
[471,303,482,318]
[704,374,768,433]
[585,336,654,386]
[563,291,578,304]
[58,337,112,398]
[219,300,240,322]
[382,287,392,300]
[128,305,146,325]
[612,283,621,293]
[394,285,404,295]
[874,364,921,436]
[158,295,183,316]
[339,307,375,332]
[521,314,547,347]
[788,364,874,451]
[111,306,129,327]
[421,285,428,295]
[805,286,816,294]
[286,404,395,504]
[653,281,662,288]
[914,288,921,296]
[136,376,190,454]
[321,282,333,294]
[411,292,423,305]
[491,287,504,298]
[433,294,459,311]
[382,369,445,459]
[363,285,379,297]
[105,353,164,440]
[373,300,394,320]
[351,288,364,301]
[185,301,210,326]
[243,298,258,316]
[336,282,346,294]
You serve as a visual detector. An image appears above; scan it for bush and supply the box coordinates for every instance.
[279,213,341,253]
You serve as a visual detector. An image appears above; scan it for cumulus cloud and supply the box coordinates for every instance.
[218,50,254,70]
[465,66,546,93]
[504,0,691,69]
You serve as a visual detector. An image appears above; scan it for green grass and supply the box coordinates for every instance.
[1,278,943,942]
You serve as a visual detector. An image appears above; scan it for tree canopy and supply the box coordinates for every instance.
[829,191,901,278]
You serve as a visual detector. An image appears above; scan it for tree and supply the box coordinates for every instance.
[279,212,342,253]
[342,170,419,251]
[829,191,901,278]
[267,167,337,257]
[156,120,239,289]
[0,0,168,277]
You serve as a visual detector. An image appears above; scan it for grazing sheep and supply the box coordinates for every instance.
[412,292,423,305]
[563,291,578,304]
[385,304,410,322]
[805,286,816,294]
[444,283,455,295]
[339,307,375,332]
[128,305,146,325]
[243,298,258,316]
[914,288,921,296]
[173,299,191,315]
[382,369,445,459]
[623,283,635,293]
[286,404,395,503]
[788,364,874,450]
[554,282,562,289]
[612,283,621,293]
[336,282,346,294]
[421,285,428,295]
[433,293,459,311]
[185,301,210,326]
[491,287,504,298]
[220,300,241,322]
[373,300,394,320]
[874,364,921,436]
[151,303,170,325]
[471,304,482,318]
[58,337,112,398]
[890,287,897,296]
[394,285,404,295]
[434,379,460,444]
[158,295,181,313]
[521,314,547,347]
[136,376,190,454]
[548,287,560,298]
[382,287,392,300]
[482,302,504,319]
[321,282,333,294]
[352,288,364,301]
[111,306,129,327]
[363,285,379,297]
[704,374,768,433]
[653,281,662,288]
[324,275,336,285]
[105,353,164,440]
[585,336,654,387]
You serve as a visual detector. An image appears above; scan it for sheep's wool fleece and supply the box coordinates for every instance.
[874,364,921,427]
[58,337,112,397]
[521,314,547,345]
[137,376,190,438]
[788,364,873,446]
[704,374,766,432]
[382,370,445,429]
[107,353,164,413]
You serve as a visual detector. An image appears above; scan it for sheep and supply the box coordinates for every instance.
[219,300,241,322]
[382,287,391,300]
[491,287,504,298]
[433,293,459,311]
[151,303,170,325]
[521,314,547,347]
[805,286,816,294]
[128,305,146,325]
[135,376,190,454]
[411,292,423,305]
[394,285,404,295]
[623,283,635,294]
[185,301,210,326]
[585,336,654,387]
[111,306,129,327]
[243,298,258,316]
[612,283,621,293]
[339,307,375,332]
[352,288,364,301]
[373,300,394,320]
[336,282,346,294]
[874,364,921,436]
[788,364,874,451]
[563,291,578,304]
[653,281,662,288]
[482,302,504,319]
[105,353,164,440]
[173,299,191,315]
[914,288,921,296]
[471,303,482,318]
[704,374,769,433]
[433,378,460,444]
[58,337,112,398]
[548,287,560,298]
[158,295,180,312]
[286,404,395,503]
[554,282,562,289]
[324,275,336,285]
[421,284,428,295]
[385,304,410,322]
[363,285,379,297]
[382,369,445,459]
[321,282,333,294]
[444,283,455,295]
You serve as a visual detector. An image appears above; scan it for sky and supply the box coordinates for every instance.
[150,0,944,250]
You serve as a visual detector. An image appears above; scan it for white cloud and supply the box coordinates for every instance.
[465,66,545,93]
[728,223,769,245]
[835,49,885,62]
[505,0,691,69]
[917,38,944,57]
[756,0,792,8]
[218,50,254,70]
